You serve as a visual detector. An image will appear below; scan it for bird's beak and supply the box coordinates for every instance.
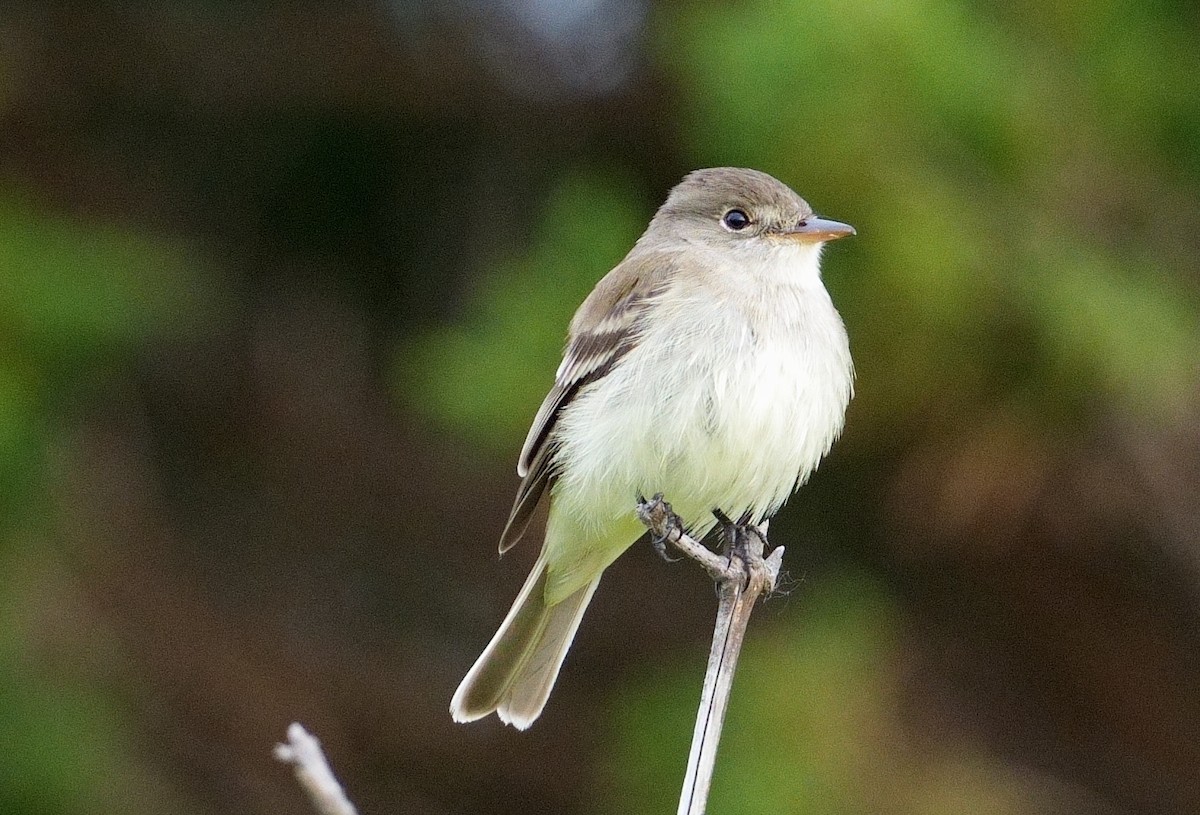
[782,217,856,243]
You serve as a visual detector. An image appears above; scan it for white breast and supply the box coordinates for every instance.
[552,241,853,539]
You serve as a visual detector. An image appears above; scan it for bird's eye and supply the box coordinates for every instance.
[721,209,751,231]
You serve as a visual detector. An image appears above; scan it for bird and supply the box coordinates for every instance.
[450,167,855,729]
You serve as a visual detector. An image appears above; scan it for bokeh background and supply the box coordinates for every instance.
[2,3,1199,814]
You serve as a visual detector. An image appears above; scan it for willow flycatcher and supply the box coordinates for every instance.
[451,167,855,729]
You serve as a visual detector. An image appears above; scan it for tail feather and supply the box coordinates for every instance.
[497,577,600,728]
[450,556,600,729]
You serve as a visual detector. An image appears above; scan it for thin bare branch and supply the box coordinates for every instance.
[637,495,783,815]
[274,723,360,815]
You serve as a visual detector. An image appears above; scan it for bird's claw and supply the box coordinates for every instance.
[712,508,774,592]
[638,493,684,563]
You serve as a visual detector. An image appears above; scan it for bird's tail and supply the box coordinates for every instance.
[450,555,600,730]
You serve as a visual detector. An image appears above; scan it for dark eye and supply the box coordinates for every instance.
[721,209,751,231]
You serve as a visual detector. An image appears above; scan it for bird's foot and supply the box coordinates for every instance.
[637,493,684,562]
[711,508,737,555]
[711,509,778,594]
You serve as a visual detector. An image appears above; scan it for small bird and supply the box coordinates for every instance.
[451,167,855,729]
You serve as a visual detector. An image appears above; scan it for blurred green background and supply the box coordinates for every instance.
[2,2,1198,814]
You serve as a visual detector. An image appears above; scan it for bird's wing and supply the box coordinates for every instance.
[498,255,668,553]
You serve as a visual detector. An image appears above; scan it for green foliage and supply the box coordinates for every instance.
[0,192,210,814]
[399,171,646,453]
[0,192,211,538]
[0,368,41,536]
[1025,242,1200,421]
[0,638,125,815]
[0,195,209,364]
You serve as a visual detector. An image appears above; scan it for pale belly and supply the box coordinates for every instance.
[555,329,844,532]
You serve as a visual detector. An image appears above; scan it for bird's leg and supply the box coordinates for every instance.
[638,497,783,589]
[637,493,684,563]
[638,494,731,579]
[730,522,775,596]
[711,508,737,557]
[711,508,775,593]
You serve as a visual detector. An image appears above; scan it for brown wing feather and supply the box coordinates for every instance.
[498,255,669,553]
[498,444,552,553]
